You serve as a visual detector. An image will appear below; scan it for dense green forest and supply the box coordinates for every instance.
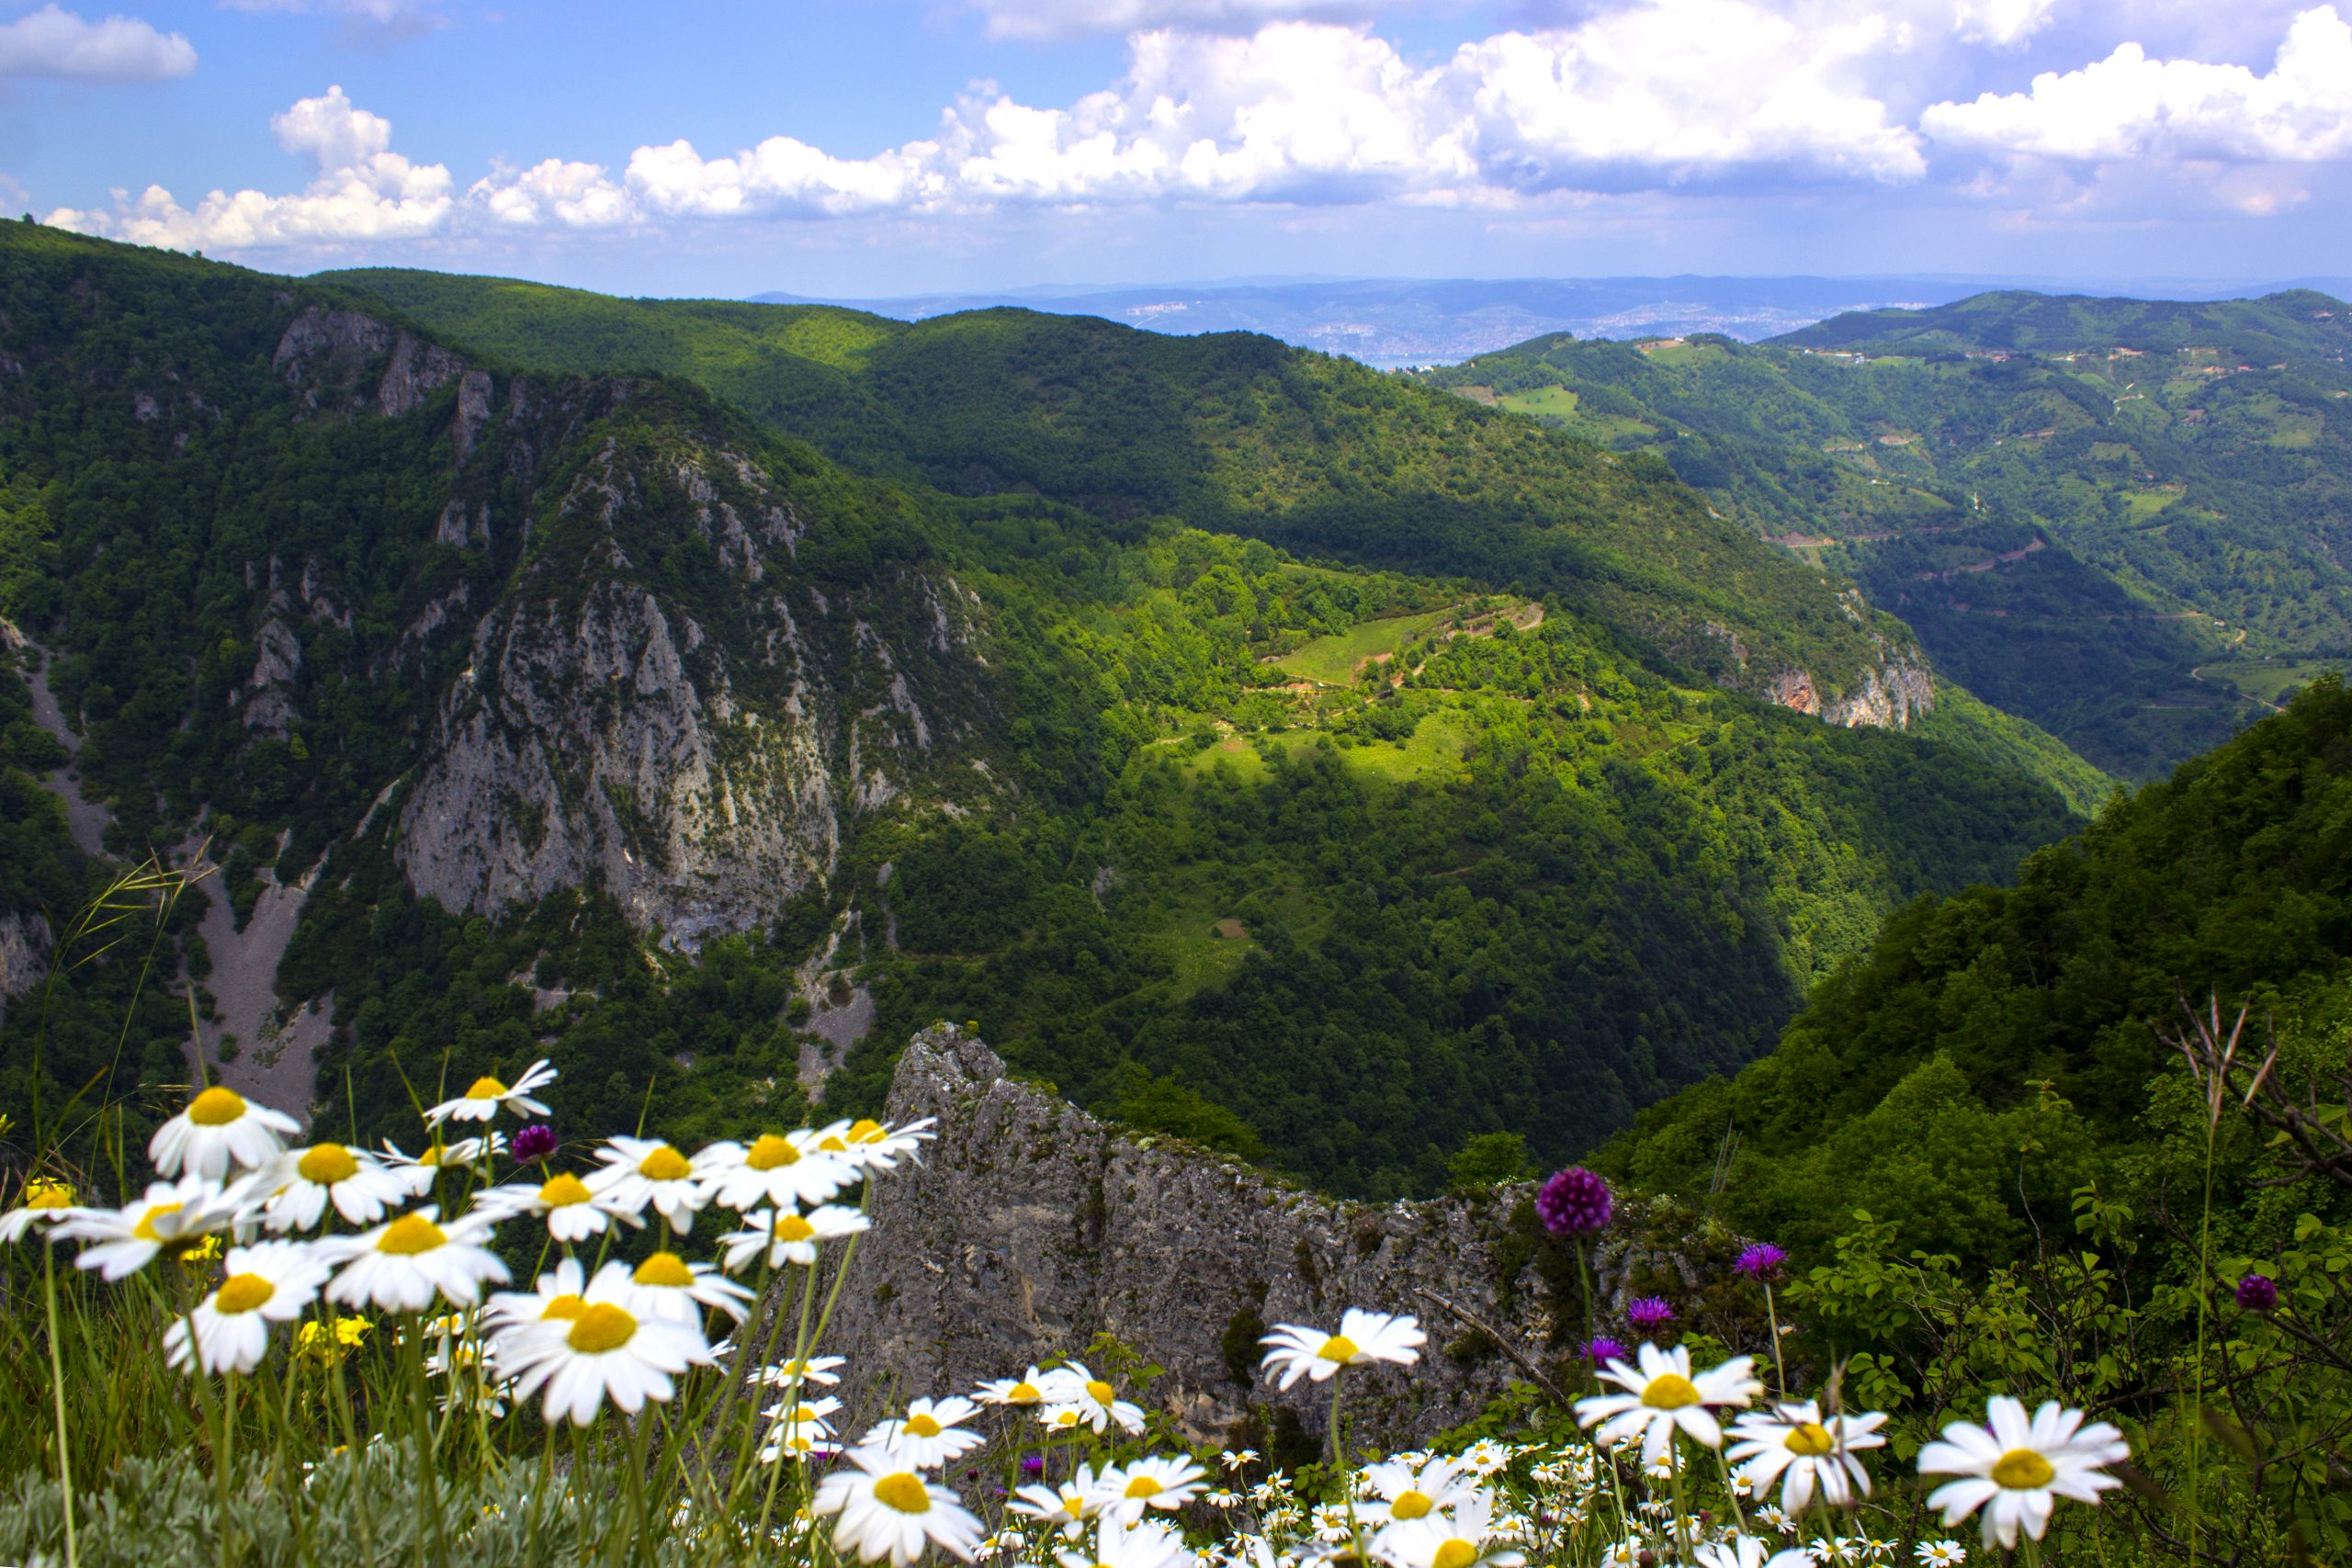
[0,225,2107,1199]
[1418,292,2352,778]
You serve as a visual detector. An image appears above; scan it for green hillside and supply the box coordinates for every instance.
[1418,293,2352,777]
[0,226,2107,1200]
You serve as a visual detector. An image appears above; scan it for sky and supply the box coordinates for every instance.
[4,0,2350,299]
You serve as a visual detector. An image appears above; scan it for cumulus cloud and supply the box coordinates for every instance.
[0,4,195,82]
[471,159,631,228]
[967,0,1378,40]
[1924,5,2352,163]
[48,85,452,248]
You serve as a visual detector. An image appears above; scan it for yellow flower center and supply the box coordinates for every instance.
[1008,1381,1042,1403]
[538,1172,592,1208]
[1125,1476,1162,1500]
[188,1086,248,1126]
[216,1272,276,1314]
[745,1134,800,1170]
[25,1179,74,1210]
[634,1252,696,1289]
[464,1076,507,1100]
[1642,1373,1702,1410]
[775,1214,816,1242]
[639,1145,693,1181]
[299,1144,360,1184]
[818,1134,851,1152]
[793,1404,822,1422]
[1052,1410,1081,1427]
[1991,1449,2057,1490]
[566,1303,638,1353]
[377,1213,447,1255]
[905,1412,944,1438]
[1086,1379,1116,1404]
[132,1201,185,1242]
[1433,1540,1479,1568]
[1786,1421,1838,1457]
[847,1119,886,1144]
[873,1472,931,1514]
[1392,1491,1434,1520]
[541,1293,587,1320]
[1318,1334,1361,1363]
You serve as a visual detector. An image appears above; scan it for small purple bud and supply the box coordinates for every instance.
[1020,1454,1046,1476]
[512,1123,559,1163]
[2236,1273,2279,1313]
[1627,1296,1675,1333]
[1536,1167,1613,1237]
[1736,1243,1787,1280]
[1584,1336,1629,1365]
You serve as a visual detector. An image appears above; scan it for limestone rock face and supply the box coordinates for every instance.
[812,1025,1657,1450]
[1824,657,1936,729]
[0,909,51,1023]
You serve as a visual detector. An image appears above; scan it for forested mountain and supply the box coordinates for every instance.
[1419,291,2352,778]
[0,226,2105,1197]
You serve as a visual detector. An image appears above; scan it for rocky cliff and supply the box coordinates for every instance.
[805,1024,1714,1451]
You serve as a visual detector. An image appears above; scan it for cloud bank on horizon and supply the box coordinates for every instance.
[25,0,2352,285]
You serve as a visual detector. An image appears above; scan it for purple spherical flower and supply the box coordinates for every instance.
[2236,1273,2279,1314]
[512,1122,560,1163]
[1020,1453,1046,1477]
[1626,1296,1676,1334]
[1536,1166,1613,1237]
[1735,1243,1787,1280]
[1584,1335,1629,1365]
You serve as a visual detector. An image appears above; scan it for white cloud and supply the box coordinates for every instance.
[967,0,1376,40]
[622,135,937,219]
[1924,5,2352,163]
[472,159,630,228]
[0,4,194,82]
[48,85,452,248]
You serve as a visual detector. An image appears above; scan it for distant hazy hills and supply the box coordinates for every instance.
[749,275,2352,370]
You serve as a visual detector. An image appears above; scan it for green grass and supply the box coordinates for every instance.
[1272,607,1462,685]
[2201,657,2347,706]
[1343,706,1476,784]
[1497,386,1581,419]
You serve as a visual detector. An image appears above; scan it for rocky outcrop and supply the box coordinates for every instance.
[808,1025,1689,1450]
[0,910,51,1024]
[394,439,989,947]
[1823,656,1935,729]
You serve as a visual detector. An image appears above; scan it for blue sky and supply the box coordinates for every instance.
[6,0,2351,298]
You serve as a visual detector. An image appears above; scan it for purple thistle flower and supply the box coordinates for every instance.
[1626,1296,1675,1333]
[1020,1453,1046,1476]
[1735,1243,1787,1280]
[512,1122,560,1163]
[2236,1273,2279,1314]
[1535,1167,1613,1237]
[1583,1335,1629,1365]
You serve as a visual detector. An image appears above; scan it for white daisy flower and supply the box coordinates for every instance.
[757,1354,849,1388]
[627,1249,754,1324]
[719,1203,870,1271]
[1356,1455,1476,1525]
[0,1176,78,1244]
[321,1206,512,1312]
[163,1239,334,1374]
[975,1365,1070,1407]
[424,1059,556,1124]
[1045,1359,1146,1435]
[815,1445,986,1565]
[1260,1308,1426,1390]
[1056,1518,1189,1568]
[759,1393,847,1462]
[765,1393,844,1436]
[499,1259,715,1426]
[1010,1465,1106,1540]
[1728,1401,1888,1513]
[1457,1438,1513,1477]
[473,1169,639,1244]
[262,1142,412,1233]
[1370,1486,1524,1568]
[1220,1448,1261,1473]
[584,1136,715,1233]
[54,1174,254,1280]
[487,1258,590,1328]
[150,1086,300,1180]
[1692,1538,1817,1568]
[702,1131,860,1212]
[1574,1343,1760,1466]
[810,1115,939,1171]
[1091,1455,1207,1526]
[864,1395,986,1468]
[379,1134,506,1197]
[1914,1543,1966,1565]
[1917,1395,2129,1551]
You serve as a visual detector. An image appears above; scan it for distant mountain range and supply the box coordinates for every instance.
[748,275,2352,369]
